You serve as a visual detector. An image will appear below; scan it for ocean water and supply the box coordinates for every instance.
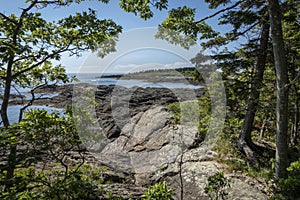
[2,73,203,125]
[6,105,63,125]
[1,84,64,125]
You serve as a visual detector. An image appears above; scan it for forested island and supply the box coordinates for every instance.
[1,1,300,200]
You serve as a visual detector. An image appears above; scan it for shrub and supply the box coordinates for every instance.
[204,172,231,200]
[168,102,181,124]
[275,159,300,199]
[0,108,104,199]
[168,96,211,131]
[142,181,174,200]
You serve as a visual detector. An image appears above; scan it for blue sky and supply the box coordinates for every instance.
[76,27,200,73]
[1,0,230,73]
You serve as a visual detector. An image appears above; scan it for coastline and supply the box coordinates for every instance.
[7,69,205,125]
[9,83,205,109]
[9,83,205,138]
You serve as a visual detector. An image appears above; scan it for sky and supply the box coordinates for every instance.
[78,27,200,74]
[0,0,231,74]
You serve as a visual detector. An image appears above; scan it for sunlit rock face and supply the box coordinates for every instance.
[97,106,268,200]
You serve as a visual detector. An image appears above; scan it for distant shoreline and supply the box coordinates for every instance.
[95,67,203,85]
[97,74,123,79]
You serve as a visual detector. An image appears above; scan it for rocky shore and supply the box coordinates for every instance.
[10,83,205,138]
[8,83,269,199]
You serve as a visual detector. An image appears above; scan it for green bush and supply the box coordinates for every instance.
[0,108,104,200]
[168,96,211,133]
[1,164,103,200]
[142,181,174,200]
[168,102,181,124]
[275,159,300,199]
[204,172,231,200]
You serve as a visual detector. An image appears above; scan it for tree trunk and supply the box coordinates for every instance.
[267,0,289,179]
[238,21,270,158]
[1,58,18,186]
[1,60,13,127]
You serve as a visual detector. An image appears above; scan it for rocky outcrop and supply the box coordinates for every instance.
[13,84,204,139]
[98,106,197,185]
[9,83,269,199]
[94,85,204,139]
[95,106,268,200]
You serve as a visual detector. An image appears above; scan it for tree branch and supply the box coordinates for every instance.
[12,84,25,105]
[36,0,69,6]
[11,45,72,79]
[231,21,259,40]
[21,0,39,14]
[18,80,53,122]
[0,13,17,25]
[195,0,245,24]
[285,69,300,88]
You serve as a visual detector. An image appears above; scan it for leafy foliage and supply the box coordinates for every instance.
[0,0,122,127]
[204,172,231,200]
[0,108,108,199]
[1,0,300,198]
[168,94,211,135]
[119,0,168,20]
[142,181,174,200]
[1,164,104,200]
[0,1,122,191]
[274,159,300,199]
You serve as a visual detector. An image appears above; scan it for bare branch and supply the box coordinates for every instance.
[20,0,39,14]
[203,21,259,48]
[18,82,47,122]
[13,55,37,63]
[36,0,69,6]
[17,78,59,122]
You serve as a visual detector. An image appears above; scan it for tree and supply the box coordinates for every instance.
[267,0,289,179]
[1,0,297,189]
[145,1,272,159]
[120,0,298,179]
[237,19,270,161]
[0,0,121,185]
[155,0,271,160]
[0,0,121,127]
[283,0,300,147]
